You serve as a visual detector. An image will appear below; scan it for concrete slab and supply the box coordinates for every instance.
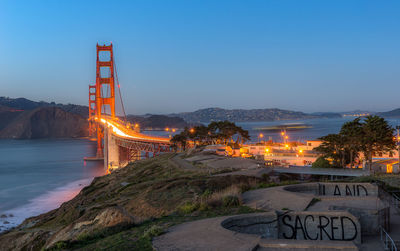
[153,213,360,251]
[243,186,314,211]
[153,216,260,251]
[257,239,358,251]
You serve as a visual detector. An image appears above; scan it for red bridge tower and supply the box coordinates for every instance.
[88,43,116,158]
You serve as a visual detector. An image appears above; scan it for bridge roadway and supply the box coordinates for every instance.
[272,166,369,177]
[98,117,170,144]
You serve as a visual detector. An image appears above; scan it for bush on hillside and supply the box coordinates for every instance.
[312,156,331,168]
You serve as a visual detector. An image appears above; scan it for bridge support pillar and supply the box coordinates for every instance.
[104,127,120,171]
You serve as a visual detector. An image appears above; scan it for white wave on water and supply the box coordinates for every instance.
[0,177,94,233]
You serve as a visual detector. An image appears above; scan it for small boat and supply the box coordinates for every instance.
[254,123,312,132]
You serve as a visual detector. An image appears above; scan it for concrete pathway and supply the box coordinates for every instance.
[272,166,369,177]
[242,186,314,211]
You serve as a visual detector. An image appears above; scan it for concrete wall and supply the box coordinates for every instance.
[283,183,319,195]
[318,183,378,197]
[221,211,361,245]
[331,206,390,235]
[104,128,120,170]
[278,211,361,245]
[283,182,379,197]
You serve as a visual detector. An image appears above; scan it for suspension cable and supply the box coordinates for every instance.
[113,51,127,124]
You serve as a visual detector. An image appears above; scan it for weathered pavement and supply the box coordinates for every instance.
[153,216,260,251]
[242,186,314,211]
[152,213,358,251]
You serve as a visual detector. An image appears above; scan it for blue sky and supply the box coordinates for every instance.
[0,0,399,115]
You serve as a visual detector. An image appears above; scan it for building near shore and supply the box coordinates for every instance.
[372,159,400,174]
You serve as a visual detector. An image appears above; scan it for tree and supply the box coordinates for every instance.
[360,115,395,171]
[171,131,188,150]
[314,116,395,170]
[340,118,363,168]
[314,134,347,167]
[312,156,331,168]
[170,121,250,150]
[208,121,249,145]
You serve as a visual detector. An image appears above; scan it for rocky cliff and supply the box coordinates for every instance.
[0,107,88,139]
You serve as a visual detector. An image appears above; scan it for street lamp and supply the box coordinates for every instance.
[397,126,400,166]
[259,133,264,143]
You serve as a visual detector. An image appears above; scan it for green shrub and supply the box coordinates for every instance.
[261,173,270,182]
[312,156,331,168]
[178,202,198,214]
[222,195,241,207]
[142,225,164,239]
[207,185,242,208]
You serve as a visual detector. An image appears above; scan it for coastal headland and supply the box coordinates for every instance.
[1,149,400,250]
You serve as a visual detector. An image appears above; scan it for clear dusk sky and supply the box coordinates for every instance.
[0,0,399,115]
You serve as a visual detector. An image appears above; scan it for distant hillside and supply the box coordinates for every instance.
[171,107,322,123]
[377,108,400,118]
[0,107,88,139]
[0,97,88,118]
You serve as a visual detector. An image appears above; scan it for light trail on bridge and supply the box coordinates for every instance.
[99,118,170,143]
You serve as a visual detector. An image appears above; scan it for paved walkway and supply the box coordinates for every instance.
[271,166,369,177]
[153,213,358,251]
[242,186,314,211]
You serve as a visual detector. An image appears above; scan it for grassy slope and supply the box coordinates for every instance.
[0,153,266,250]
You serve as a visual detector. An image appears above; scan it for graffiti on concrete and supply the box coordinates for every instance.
[279,212,360,244]
[319,183,370,196]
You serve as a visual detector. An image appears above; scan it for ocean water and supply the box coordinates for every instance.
[146,117,400,143]
[0,139,104,232]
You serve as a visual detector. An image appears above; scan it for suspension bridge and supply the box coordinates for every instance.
[86,43,171,172]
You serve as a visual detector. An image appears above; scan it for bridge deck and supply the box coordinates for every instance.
[98,117,170,144]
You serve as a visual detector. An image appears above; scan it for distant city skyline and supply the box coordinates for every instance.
[1,0,399,114]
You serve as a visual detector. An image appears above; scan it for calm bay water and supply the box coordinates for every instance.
[147,117,400,143]
[0,139,104,232]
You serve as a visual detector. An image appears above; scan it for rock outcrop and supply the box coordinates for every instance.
[0,107,88,139]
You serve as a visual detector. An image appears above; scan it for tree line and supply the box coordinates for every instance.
[314,115,396,169]
[171,121,250,150]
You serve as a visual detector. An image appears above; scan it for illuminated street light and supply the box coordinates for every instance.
[190,128,195,133]
[258,133,264,143]
[265,148,270,152]
[299,149,303,153]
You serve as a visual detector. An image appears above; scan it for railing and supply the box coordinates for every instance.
[391,192,400,212]
[377,181,400,214]
[381,226,397,251]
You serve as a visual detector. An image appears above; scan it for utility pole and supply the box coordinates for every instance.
[397,125,400,168]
